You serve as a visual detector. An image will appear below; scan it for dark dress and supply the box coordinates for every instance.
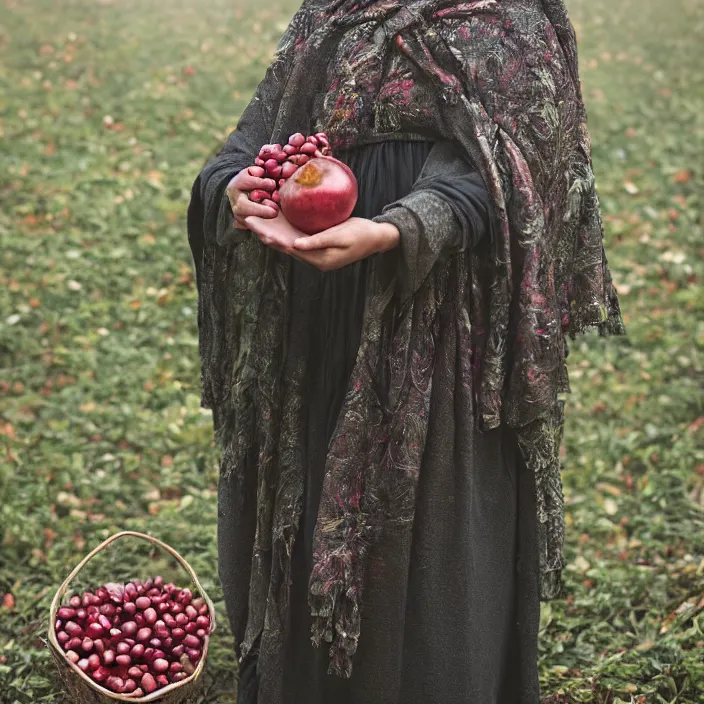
[219,139,541,704]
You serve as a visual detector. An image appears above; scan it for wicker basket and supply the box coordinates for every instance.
[47,531,216,703]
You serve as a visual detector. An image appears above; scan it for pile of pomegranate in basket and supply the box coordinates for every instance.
[54,577,210,696]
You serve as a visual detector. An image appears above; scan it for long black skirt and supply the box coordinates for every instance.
[218,140,541,704]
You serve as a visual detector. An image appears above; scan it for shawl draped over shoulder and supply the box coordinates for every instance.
[187,0,624,678]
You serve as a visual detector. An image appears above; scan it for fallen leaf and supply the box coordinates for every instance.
[596,482,623,497]
[672,169,691,184]
[604,498,618,516]
[2,593,15,610]
[689,418,704,434]
[56,492,81,507]
[0,423,17,440]
[43,528,58,548]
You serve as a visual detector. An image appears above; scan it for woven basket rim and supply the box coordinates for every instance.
[48,530,216,702]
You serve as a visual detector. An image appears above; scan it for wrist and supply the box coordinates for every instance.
[374,221,401,252]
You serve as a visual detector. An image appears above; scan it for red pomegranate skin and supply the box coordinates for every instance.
[279,157,358,235]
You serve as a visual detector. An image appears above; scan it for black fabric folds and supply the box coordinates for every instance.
[191,0,624,687]
[216,139,539,704]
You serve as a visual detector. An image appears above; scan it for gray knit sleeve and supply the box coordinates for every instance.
[372,140,488,302]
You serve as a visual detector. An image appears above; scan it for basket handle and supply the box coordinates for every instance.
[48,531,216,702]
[50,530,216,627]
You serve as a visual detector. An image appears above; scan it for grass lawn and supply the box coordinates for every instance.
[1,0,702,701]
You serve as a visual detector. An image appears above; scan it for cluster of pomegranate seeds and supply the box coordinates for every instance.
[247,132,332,211]
[55,577,210,697]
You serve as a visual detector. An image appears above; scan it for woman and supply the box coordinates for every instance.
[187,1,624,703]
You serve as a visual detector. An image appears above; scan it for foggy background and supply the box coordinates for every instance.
[1,0,702,701]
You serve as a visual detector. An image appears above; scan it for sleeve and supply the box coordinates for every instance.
[186,129,253,294]
[372,140,490,302]
[186,58,289,409]
[187,58,290,289]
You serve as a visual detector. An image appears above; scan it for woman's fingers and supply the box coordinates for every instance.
[293,230,347,251]
[291,219,362,249]
[245,212,305,236]
[227,172,278,229]
[234,208,277,229]
[234,194,277,220]
[245,215,301,250]
[293,249,347,272]
[230,171,276,193]
[244,215,272,236]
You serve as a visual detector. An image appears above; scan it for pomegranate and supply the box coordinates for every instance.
[279,157,358,235]
[53,577,212,696]
[245,132,336,218]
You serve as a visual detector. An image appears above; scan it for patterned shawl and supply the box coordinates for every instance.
[190,0,624,679]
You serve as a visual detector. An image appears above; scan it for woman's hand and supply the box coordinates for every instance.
[244,214,400,271]
[226,170,278,230]
[244,211,306,254]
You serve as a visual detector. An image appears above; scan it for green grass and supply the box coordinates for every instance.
[0,0,702,702]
